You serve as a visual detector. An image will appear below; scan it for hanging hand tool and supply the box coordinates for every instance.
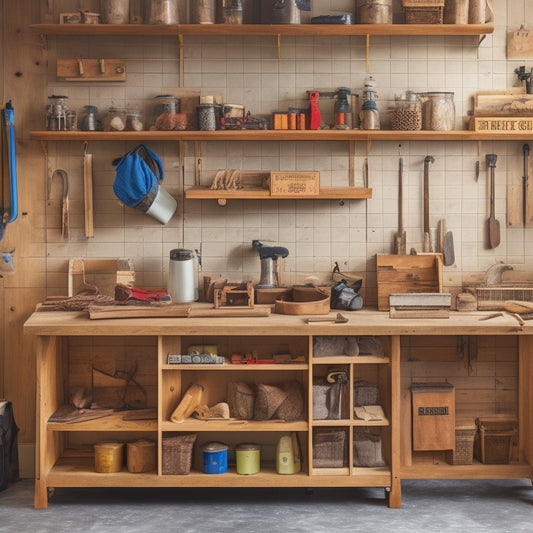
[84,143,94,238]
[423,155,434,252]
[394,144,406,254]
[50,169,70,240]
[486,154,500,248]
[523,144,530,227]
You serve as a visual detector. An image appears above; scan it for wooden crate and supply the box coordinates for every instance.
[68,258,135,297]
[376,254,443,311]
[269,171,320,196]
[475,417,517,464]
[411,382,455,451]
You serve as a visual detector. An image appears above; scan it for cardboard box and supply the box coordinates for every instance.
[270,172,320,196]
[411,382,455,451]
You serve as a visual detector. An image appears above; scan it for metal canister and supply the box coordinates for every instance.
[356,0,392,24]
[235,443,260,475]
[146,0,179,24]
[202,442,228,474]
[197,104,216,131]
[191,0,216,23]
[101,0,130,24]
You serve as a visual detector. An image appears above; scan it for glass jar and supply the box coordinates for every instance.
[153,95,181,130]
[356,0,393,24]
[191,0,216,24]
[125,106,144,131]
[391,92,422,131]
[47,95,73,131]
[334,87,352,130]
[271,0,302,24]
[101,0,130,24]
[81,105,99,131]
[423,92,455,131]
[106,106,127,131]
[221,0,243,24]
[146,0,179,24]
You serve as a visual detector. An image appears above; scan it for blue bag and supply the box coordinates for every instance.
[113,145,164,209]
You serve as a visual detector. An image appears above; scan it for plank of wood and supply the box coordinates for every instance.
[390,308,450,319]
[507,26,533,59]
[83,152,94,237]
[389,293,451,307]
[56,59,126,82]
[88,304,191,319]
[188,307,271,318]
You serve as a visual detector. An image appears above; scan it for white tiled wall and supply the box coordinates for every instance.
[44,1,533,304]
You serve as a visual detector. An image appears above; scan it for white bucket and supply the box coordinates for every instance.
[145,186,177,224]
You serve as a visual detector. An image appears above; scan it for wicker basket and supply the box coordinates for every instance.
[162,433,197,475]
[312,380,331,420]
[403,0,444,24]
[446,423,476,465]
[475,417,517,464]
[353,429,386,467]
[354,380,380,407]
[313,428,347,468]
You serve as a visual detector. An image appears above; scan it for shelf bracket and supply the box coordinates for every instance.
[349,140,355,187]
[179,34,184,88]
[366,34,370,73]
[277,34,281,60]
[194,141,202,186]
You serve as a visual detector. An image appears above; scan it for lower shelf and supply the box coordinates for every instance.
[44,457,392,488]
[400,461,532,479]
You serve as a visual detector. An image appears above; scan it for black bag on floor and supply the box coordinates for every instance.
[0,400,20,491]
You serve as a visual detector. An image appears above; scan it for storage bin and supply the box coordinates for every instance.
[446,422,476,465]
[475,417,517,464]
[162,433,197,475]
[203,442,228,474]
[354,380,380,407]
[94,441,124,473]
[353,429,386,467]
[402,1,444,24]
[312,380,331,420]
[312,428,347,468]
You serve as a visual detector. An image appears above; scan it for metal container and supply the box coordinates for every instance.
[271,0,303,24]
[235,443,261,474]
[191,0,216,23]
[221,0,243,23]
[202,442,228,474]
[168,249,198,303]
[101,0,130,24]
[356,0,393,24]
[146,0,179,24]
[81,105,99,131]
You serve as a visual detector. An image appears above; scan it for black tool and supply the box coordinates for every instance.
[523,144,530,227]
[252,240,289,289]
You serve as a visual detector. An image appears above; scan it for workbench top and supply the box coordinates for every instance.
[24,305,530,337]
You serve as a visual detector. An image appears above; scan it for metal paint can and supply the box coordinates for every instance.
[203,442,228,474]
[235,443,260,474]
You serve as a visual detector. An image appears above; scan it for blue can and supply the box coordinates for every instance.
[203,442,228,474]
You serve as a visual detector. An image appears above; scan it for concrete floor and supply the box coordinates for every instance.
[1,478,532,533]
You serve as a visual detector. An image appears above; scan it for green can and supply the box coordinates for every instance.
[235,443,260,475]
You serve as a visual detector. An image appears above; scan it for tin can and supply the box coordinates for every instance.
[203,442,228,474]
[191,0,216,23]
[235,443,260,474]
[101,0,130,24]
[146,0,179,24]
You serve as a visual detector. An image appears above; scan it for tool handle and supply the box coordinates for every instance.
[486,153,497,168]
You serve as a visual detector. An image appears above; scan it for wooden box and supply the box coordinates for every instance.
[475,417,517,464]
[468,116,533,134]
[68,258,135,298]
[269,171,320,196]
[411,382,455,451]
[376,254,443,311]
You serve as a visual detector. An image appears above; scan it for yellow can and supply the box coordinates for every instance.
[235,443,260,475]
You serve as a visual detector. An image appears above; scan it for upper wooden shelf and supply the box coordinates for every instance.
[29,130,533,142]
[30,23,494,37]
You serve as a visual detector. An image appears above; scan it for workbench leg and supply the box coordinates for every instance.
[34,479,48,509]
[388,477,402,508]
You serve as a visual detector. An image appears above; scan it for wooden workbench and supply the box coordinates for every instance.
[24,307,533,509]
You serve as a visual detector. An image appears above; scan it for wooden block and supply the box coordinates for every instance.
[507,26,533,59]
[389,292,451,308]
[469,116,533,133]
[376,254,443,311]
[57,59,126,82]
[411,382,455,451]
[270,171,320,196]
[68,258,135,297]
[474,90,533,117]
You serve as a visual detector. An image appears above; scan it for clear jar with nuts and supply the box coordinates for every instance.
[391,92,422,131]
[422,92,455,131]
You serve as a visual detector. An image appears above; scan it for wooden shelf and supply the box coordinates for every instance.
[31,129,533,142]
[161,419,308,432]
[400,461,532,479]
[30,23,493,38]
[47,411,157,432]
[184,187,372,202]
[162,363,308,371]
[311,356,390,365]
[312,418,390,427]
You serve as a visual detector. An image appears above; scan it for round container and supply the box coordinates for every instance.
[202,442,228,474]
[444,0,468,24]
[197,104,216,131]
[422,92,455,131]
[334,87,352,130]
[391,92,422,131]
[101,0,130,24]
[191,0,216,24]
[126,439,157,473]
[125,106,144,131]
[235,443,260,475]
[145,186,177,224]
[106,106,126,131]
[81,105,99,131]
[94,441,124,473]
[146,0,179,24]
[46,95,70,131]
[221,0,243,24]
[168,248,198,302]
[356,0,393,24]
[271,0,301,24]
[153,94,181,130]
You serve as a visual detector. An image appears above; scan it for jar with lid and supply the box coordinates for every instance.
[422,92,455,131]
[191,0,216,24]
[125,106,144,131]
[153,95,181,130]
[146,0,179,25]
[101,0,130,24]
[197,104,216,131]
[221,0,243,24]
[359,77,380,130]
[334,87,352,130]
[47,95,76,131]
[356,0,393,24]
[81,105,99,131]
[106,106,127,131]
[391,92,422,131]
[271,0,308,24]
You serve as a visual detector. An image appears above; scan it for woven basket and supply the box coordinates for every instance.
[162,433,197,475]
[354,380,380,407]
[353,429,386,467]
[403,1,444,24]
[313,428,347,468]
[475,417,517,464]
[446,425,476,465]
